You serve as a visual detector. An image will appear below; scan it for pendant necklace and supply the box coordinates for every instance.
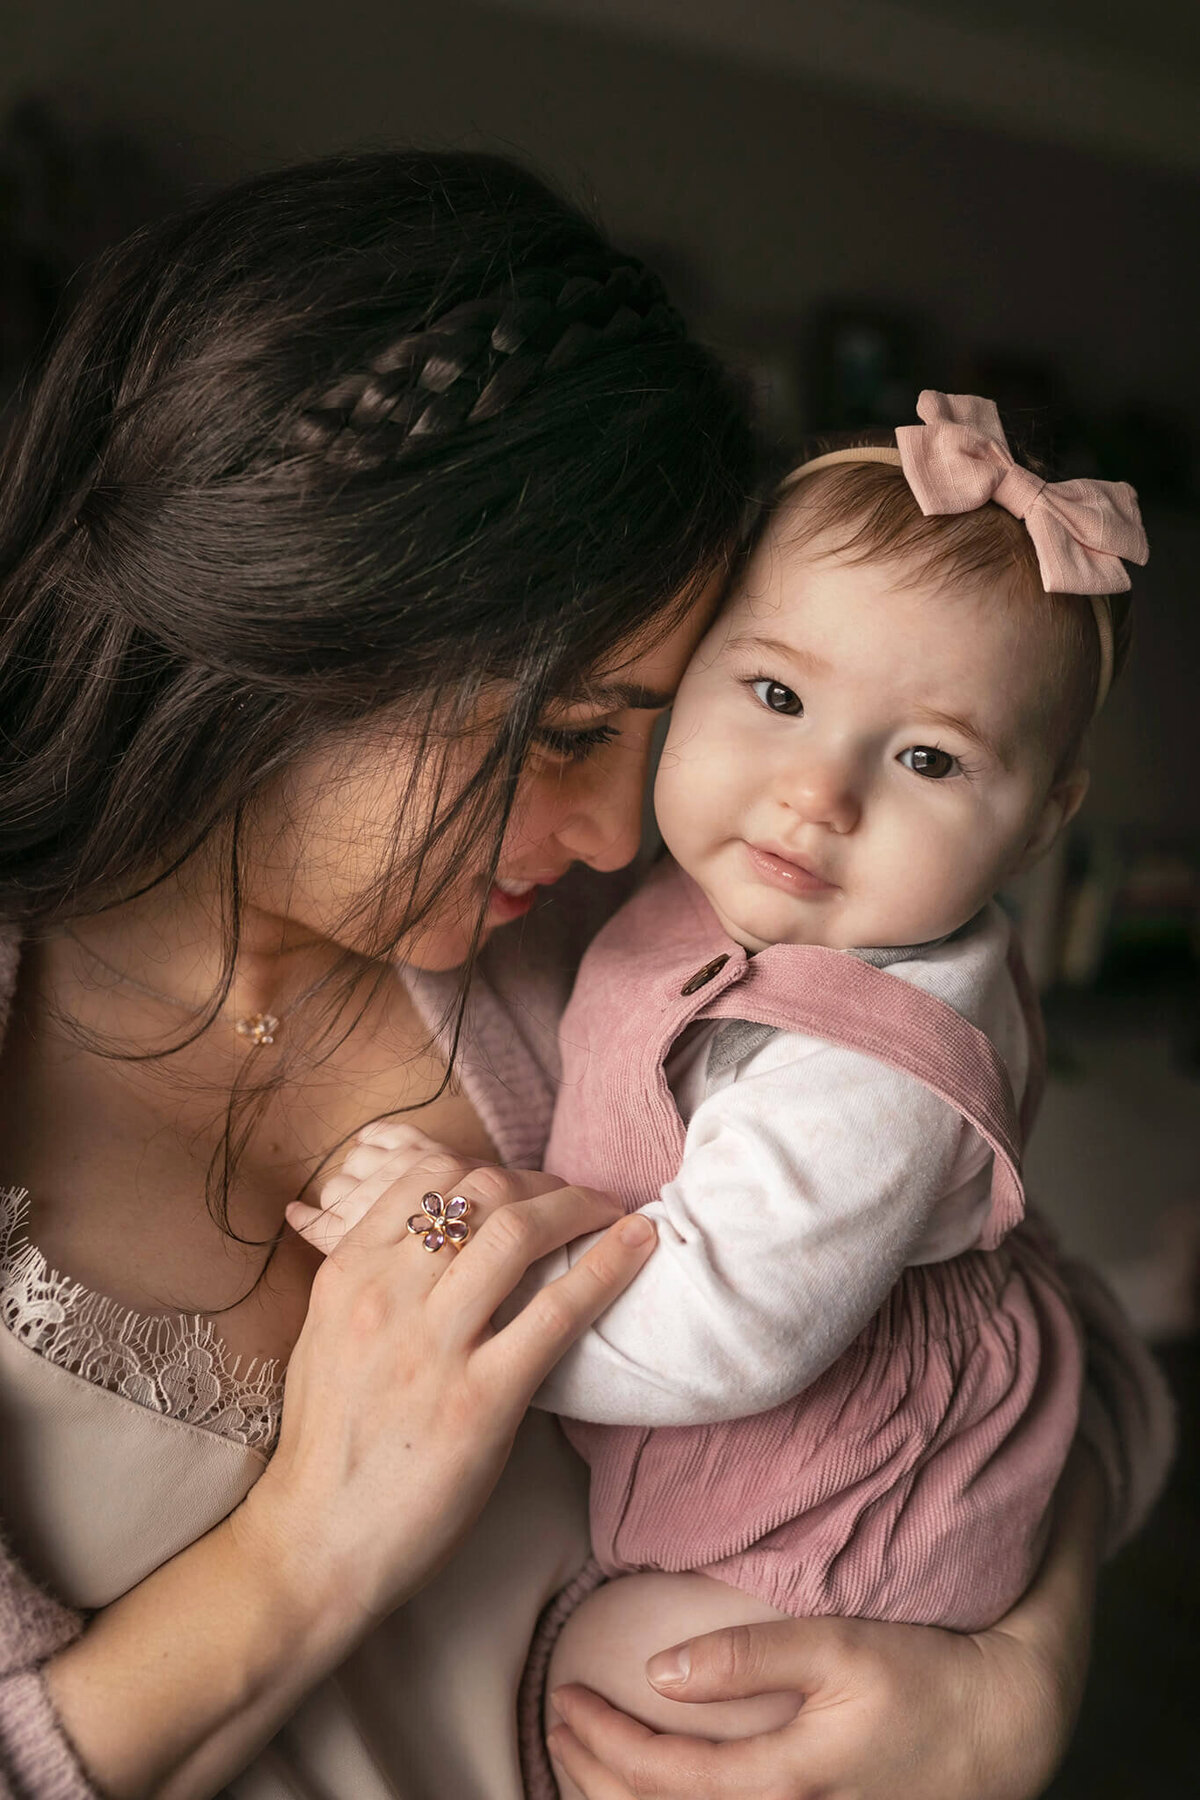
[63,927,292,1047]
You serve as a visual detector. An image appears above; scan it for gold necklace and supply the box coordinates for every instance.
[64,927,288,1047]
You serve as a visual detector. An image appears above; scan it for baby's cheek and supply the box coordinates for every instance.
[885,826,994,940]
[656,734,730,846]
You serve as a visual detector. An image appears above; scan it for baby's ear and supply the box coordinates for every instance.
[1015,767,1090,872]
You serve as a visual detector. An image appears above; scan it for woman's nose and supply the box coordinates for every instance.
[556,743,649,871]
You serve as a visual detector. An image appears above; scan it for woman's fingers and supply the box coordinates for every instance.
[330,1150,480,1250]
[545,1719,638,1800]
[291,1141,479,1256]
[548,1688,766,1800]
[645,1615,840,1702]
[475,1206,654,1386]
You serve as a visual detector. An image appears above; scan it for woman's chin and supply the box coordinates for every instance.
[392,893,531,973]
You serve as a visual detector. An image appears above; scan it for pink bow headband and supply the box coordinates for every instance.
[781,390,1149,712]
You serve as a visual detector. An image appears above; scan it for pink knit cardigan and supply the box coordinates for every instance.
[0,874,1176,1795]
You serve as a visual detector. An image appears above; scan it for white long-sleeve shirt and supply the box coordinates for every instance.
[525,903,1029,1428]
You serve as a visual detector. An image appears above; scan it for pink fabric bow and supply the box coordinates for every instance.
[896,391,1148,594]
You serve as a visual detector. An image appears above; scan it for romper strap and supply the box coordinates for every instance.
[700,947,1026,1249]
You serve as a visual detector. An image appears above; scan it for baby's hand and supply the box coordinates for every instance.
[289,1122,459,1256]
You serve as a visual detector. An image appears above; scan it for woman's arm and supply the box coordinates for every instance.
[37,1157,657,1800]
[43,1501,357,1800]
[546,1441,1106,1800]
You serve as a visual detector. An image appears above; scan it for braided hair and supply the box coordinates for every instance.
[0,150,756,1237]
[0,150,755,908]
[294,256,683,465]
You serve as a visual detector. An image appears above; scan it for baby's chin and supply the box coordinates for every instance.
[709,894,839,953]
[709,890,979,954]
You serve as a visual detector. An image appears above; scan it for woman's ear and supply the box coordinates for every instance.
[1014,767,1090,873]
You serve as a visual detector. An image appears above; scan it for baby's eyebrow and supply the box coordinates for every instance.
[912,706,1007,766]
[723,633,833,679]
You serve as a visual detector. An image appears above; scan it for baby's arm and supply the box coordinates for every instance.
[526,1031,983,1424]
[307,1039,983,1426]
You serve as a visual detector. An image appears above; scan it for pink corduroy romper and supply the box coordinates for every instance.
[543,859,1085,1632]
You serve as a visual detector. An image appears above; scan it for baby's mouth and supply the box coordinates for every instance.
[744,842,838,895]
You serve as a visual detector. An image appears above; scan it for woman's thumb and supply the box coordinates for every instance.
[646,1617,844,1701]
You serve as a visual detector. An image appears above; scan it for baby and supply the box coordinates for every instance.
[314,393,1149,1787]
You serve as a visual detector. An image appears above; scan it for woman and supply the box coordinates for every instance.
[0,151,1168,1799]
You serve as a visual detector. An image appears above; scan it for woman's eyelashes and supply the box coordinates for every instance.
[533,721,620,763]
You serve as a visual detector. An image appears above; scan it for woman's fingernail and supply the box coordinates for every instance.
[547,1689,564,1722]
[546,1728,566,1766]
[647,1644,690,1687]
[619,1214,655,1246]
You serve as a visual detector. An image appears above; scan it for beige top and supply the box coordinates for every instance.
[0,1248,589,1799]
[0,879,623,1798]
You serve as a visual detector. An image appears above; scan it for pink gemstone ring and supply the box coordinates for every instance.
[406,1190,472,1253]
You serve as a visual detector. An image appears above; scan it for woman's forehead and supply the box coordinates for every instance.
[581,578,725,701]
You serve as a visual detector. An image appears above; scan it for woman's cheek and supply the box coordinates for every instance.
[505,766,568,854]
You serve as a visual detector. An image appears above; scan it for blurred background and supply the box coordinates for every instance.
[1,2,1197,1790]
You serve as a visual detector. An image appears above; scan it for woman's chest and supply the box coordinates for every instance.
[0,976,498,1369]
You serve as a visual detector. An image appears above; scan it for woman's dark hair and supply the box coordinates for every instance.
[0,149,757,1244]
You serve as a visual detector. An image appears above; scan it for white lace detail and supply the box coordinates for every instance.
[0,1186,283,1451]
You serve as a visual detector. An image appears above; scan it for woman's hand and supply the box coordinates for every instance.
[47,1149,654,1800]
[547,1445,1106,1800]
[251,1143,654,1628]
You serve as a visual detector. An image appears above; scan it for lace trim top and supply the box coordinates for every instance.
[0,1185,283,1451]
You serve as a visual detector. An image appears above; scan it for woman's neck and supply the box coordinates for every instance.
[55,864,352,1046]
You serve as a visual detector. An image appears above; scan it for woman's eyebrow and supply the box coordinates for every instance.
[582,682,676,710]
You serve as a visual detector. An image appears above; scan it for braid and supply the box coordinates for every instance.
[292,254,683,470]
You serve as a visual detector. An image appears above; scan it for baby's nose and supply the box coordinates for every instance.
[782,760,861,833]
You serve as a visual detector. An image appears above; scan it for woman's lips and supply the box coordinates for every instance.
[485,871,566,923]
[745,843,838,896]
[485,883,539,923]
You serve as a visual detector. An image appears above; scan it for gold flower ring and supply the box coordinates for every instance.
[406,1190,472,1253]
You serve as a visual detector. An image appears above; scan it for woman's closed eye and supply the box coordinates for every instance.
[533,721,620,763]
[750,677,803,717]
[898,744,963,780]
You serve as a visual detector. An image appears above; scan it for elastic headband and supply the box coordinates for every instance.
[780,392,1151,715]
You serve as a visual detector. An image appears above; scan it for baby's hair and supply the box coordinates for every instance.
[776,432,1130,774]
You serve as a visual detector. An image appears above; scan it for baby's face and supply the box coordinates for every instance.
[654,526,1085,951]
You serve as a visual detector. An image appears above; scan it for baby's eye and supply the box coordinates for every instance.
[899,744,960,780]
[751,679,803,717]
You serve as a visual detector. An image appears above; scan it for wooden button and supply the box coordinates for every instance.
[681,953,730,996]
